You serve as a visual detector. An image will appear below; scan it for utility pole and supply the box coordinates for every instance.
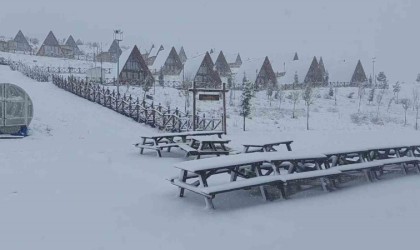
[114,29,123,94]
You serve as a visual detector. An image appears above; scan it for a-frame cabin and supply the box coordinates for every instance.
[229,53,242,68]
[214,51,232,77]
[119,45,155,86]
[178,46,187,64]
[65,35,81,55]
[160,47,184,75]
[13,30,31,52]
[350,60,368,86]
[255,56,277,89]
[191,52,222,89]
[37,31,63,57]
[304,56,324,86]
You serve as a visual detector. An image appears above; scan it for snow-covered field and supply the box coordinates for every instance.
[2,65,420,250]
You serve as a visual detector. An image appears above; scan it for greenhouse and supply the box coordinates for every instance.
[0,83,33,136]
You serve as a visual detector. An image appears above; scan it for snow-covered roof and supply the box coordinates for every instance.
[182,53,209,79]
[149,45,171,72]
[279,54,314,85]
[117,46,132,75]
[233,57,265,83]
[325,57,369,83]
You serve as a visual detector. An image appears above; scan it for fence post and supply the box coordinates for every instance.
[136,97,140,122]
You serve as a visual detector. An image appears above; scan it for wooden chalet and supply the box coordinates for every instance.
[304,56,325,86]
[96,39,122,63]
[178,46,187,64]
[350,60,368,86]
[118,45,155,86]
[255,56,278,89]
[61,35,82,58]
[184,52,222,89]
[36,31,64,57]
[228,53,242,68]
[214,51,232,78]
[12,30,32,52]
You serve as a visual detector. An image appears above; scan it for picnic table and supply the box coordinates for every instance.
[179,136,231,159]
[243,140,293,153]
[171,151,336,208]
[135,131,224,157]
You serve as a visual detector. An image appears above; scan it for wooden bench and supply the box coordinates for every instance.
[171,168,342,209]
[333,157,420,182]
[178,144,199,157]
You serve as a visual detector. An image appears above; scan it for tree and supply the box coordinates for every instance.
[302,86,316,130]
[290,91,300,119]
[387,97,395,113]
[413,88,420,129]
[240,80,253,131]
[142,77,153,100]
[369,75,373,86]
[401,98,411,126]
[266,81,274,106]
[357,83,365,113]
[158,69,165,87]
[416,74,420,84]
[368,88,375,104]
[392,81,401,103]
[329,86,334,97]
[334,85,338,106]
[180,75,191,112]
[377,72,388,89]
[275,88,285,109]
[376,89,385,118]
[293,71,299,89]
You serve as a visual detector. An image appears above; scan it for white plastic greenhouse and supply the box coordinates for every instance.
[0,83,33,136]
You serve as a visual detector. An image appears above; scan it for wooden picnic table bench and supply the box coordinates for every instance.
[135,131,224,157]
[170,152,338,209]
[243,140,294,153]
[182,136,231,159]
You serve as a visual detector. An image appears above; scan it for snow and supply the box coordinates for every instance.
[3,64,420,250]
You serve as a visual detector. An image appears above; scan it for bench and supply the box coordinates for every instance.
[178,144,199,157]
[171,168,342,209]
[333,157,420,182]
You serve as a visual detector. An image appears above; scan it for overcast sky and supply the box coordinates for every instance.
[0,0,418,81]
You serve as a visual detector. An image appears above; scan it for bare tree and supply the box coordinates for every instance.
[290,91,300,119]
[180,75,192,113]
[413,88,420,129]
[276,88,285,109]
[401,98,411,126]
[302,85,316,130]
[357,83,365,113]
[387,97,395,114]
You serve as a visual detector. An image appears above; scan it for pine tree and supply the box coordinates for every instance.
[393,81,401,103]
[158,69,164,87]
[293,71,299,89]
[416,73,420,84]
[377,72,388,89]
[329,86,334,97]
[302,85,316,130]
[240,80,253,131]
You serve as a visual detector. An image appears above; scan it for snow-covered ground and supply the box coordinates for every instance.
[2,65,420,250]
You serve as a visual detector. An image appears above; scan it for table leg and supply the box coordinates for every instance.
[140,138,147,154]
[178,170,188,197]
[255,166,269,201]
[286,143,292,151]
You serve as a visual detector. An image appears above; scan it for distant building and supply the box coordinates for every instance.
[304,56,325,86]
[350,60,368,86]
[12,30,32,53]
[293,52,299,61]
[228,53,242,68]
[119,45,155,86]
[61,35,82,58]
[255,57,277,89]
[36,31,64,57]
[178,46,187,64]
[96,39,122,63]
[0,40,8,52]
[86,67,107,83]
[184,52,222,89]
[214,51,232,78]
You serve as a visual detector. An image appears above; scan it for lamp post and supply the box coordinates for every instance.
[114,29,123,94]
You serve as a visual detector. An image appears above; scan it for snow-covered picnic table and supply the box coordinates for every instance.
[170,151,336,208]
[185,136,231,159]
[134,131,224,157]
[242,140,293,153]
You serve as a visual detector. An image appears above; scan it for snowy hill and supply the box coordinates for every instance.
[2,65,420,250]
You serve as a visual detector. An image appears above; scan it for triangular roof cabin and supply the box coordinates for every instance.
[119,45,155,86]
[36,31,63,57]
[108,39,122,56]
[293,52,299,61]
[150,46,184,76]
[178,46,187,64]
[13,30,31,52]
[65,35,81,55]
[350,60,368,86]
[255,56,277,89]
[214,51,232,77]
[304,56,324,86]
[229,53,242,68]
[184,52,221,89]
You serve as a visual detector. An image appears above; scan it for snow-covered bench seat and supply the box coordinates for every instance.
[333,157,420,182]
[170,168,342,209]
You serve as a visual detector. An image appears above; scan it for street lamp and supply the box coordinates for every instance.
[114,29,123,94]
